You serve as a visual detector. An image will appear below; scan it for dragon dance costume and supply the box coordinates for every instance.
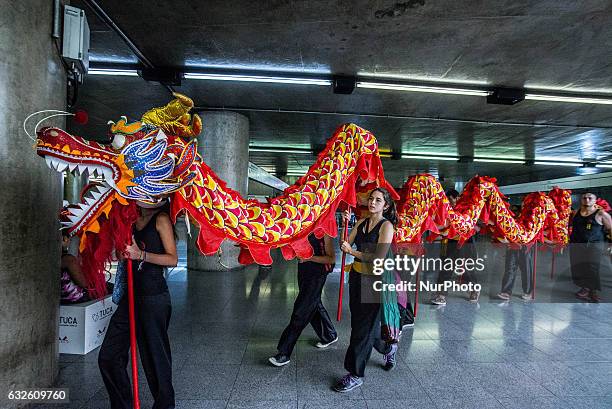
[33,93,573,299]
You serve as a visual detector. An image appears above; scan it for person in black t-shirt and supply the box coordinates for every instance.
[570,192,612,303]
[269,233,338,366]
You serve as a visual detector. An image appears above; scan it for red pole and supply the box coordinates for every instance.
[532,243,538,300]
[126,259,141,409]
[337,208,351,321]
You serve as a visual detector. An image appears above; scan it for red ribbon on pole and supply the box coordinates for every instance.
[337,208,351,321]
[126,257,141,409]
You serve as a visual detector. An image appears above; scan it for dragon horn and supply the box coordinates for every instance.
[140,93,195,126]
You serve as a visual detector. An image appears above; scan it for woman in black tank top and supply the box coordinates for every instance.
[99,200,178,409]
[333,188,398,393]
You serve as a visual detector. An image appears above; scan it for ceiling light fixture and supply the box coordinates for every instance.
[88,68,138,76]
[249,147,313,154]
[356,81,489,96]
[525,93,612,105]
[184,73,331,86]
[473,158,525,164]
[533,161,583,167]
[401,154,458,161]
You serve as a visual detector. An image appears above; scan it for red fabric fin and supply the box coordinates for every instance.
[281,245,296,260]
[316,206,339,238]
[292,236,314,259]
[238,247,254,265]
[196,222,225,255]
[247,244,273,265]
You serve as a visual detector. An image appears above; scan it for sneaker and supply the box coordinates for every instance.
[400,317,415,329]
[431,294,447,306]
[469,290,480,303]
[383,343,398,371]
[268,354,290,367]
[576,288,590,300]
[315,336,339,348]
[496,292,511,301]
[521,293,533,301]
[399,305,415,329]
[590,291,601,303]
[332,373,363,392]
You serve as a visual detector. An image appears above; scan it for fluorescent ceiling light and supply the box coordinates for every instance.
[401,154,457,161]
[525,93,612,105]
[88,68,138,76]
[184,73,331,86]
[356,81,489,96]
[533,161,583,167]
[474,158,524,164]
[250,147,312,154]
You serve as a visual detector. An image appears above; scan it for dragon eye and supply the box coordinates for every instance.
[111,134,126,150]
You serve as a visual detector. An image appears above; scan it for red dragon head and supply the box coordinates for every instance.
[36,93,202,240]
[35,94,202,297]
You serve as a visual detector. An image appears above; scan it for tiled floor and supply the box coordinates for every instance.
[33,242,612,409]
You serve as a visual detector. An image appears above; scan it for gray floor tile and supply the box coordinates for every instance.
[514,361,612,397]
[365,397,437,409]
[398,339,458,364]
[435,339,504,363]
[230,364,297,402]
[409,363,493,398]
[298,400,367,409]
[432,394,506,409]
[228,400,296,409]
[461,362,554,398]
[359,367,428,399]
[296,363,364,401]
[175,364,240,400]
[498,396,572,409]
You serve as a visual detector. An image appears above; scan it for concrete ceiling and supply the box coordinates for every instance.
[68,0,612,188]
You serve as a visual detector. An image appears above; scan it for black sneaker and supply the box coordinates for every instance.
[332,373,363,392]
[315,336,339,348]
[268,354,290,367]
[399,304,415,329]
[400,316,415,329]
[383,343,398,371]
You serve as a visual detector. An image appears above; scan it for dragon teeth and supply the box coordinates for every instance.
[69,163,77,172]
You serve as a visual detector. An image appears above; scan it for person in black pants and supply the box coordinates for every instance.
[334,188,398,393]
[431,189,480,305]
[570,192,612,303]
[497,245,534,301]
[98,200,178,409]
[269,234,338,366]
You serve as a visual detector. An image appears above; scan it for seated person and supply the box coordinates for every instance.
[60,232,90,304]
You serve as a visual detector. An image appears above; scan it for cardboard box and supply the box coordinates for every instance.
[58,295,116,354]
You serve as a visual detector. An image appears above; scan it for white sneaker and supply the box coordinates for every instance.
[315,336,339,348]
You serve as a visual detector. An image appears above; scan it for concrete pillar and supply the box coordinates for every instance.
[0,1,65,406]
[64,173,86,203]
[188,112,249,271]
